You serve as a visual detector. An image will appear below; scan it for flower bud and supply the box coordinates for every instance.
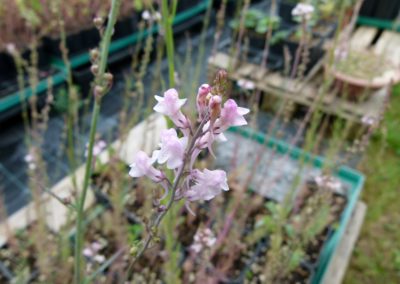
[157,205,167,212]
[93,17,104,29]
[94,85,105,98]
[129,246,138,256]
[6,43,17,55]
[90,49,99,61]
[104,72,113,86]
[90,64,99,75]
[209,95,222,124]
[196,84,211,120]
[62,197,72,205]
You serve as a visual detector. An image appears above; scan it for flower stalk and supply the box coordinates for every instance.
[125,77,250,280]
[73,0,122,283]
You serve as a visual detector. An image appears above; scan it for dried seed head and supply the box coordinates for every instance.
[213,69,229,95]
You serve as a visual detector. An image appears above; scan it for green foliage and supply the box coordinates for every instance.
[255,16,280,34]
[345,85,400,283]
[270,30,291,45]
[128,224,143,244]
[288,248,304,271]
[16,0,42,27]
[230,9,281,33]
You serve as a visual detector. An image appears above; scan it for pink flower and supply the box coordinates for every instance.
[153,88,189,129]
[215,99,249,132]
[196,84,211,120]
[185,169,229,201]
[292,3,314,19]
[84,140,107,158]
[153,128,188,169]
[129,151,164,182]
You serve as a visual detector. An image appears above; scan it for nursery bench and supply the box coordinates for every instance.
[208,52,387,124]
[322,201,367,284]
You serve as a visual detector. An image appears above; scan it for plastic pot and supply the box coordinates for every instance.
[113,16,138,40]
[326,65,400,101]
[359,0,376,17]
[177,0,202,13]
[0,53,17,83]
[44,30,86,57]
[278,1,297,25]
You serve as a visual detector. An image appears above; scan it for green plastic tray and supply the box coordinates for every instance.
[228,126,365,284]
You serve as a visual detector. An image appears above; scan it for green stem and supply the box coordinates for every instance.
[73,0,122,283]
[162,0,177,88]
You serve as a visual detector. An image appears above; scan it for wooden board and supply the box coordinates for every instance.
[322,201,367,284]
[208,52,387,123]
[350,27,377,51]
[374,31,400,67]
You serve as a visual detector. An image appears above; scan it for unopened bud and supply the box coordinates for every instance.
[209,95,222,122]
[104,72,113,85]
[215,69,228,83]
[93,17,104,29]
[62,196,72,205]
[94,85,105,98]
[6,43,17,55]
[90,64,99,75]
[157,205,167,212]
[129,246,138,256]
[90,49,99,61]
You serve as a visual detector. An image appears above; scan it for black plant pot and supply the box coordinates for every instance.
[81,28,101,52]
[0,46,50,100]
[359,0,376,17]
[279,1,297,25]
[0,53,17,83]
[113,16,138,40]
[373,0,400,20]
[44,29,88,57]
[72,65,94,97]
[177,0,201,13]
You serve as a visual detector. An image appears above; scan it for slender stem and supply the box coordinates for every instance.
[73,0,121,283]
[124,118,208,280]
[162,0,177,87]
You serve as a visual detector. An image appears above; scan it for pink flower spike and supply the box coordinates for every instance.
[185,169,229,202]
[154,128,188,170]
[129,151,164,182]
[153,88,189,129]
